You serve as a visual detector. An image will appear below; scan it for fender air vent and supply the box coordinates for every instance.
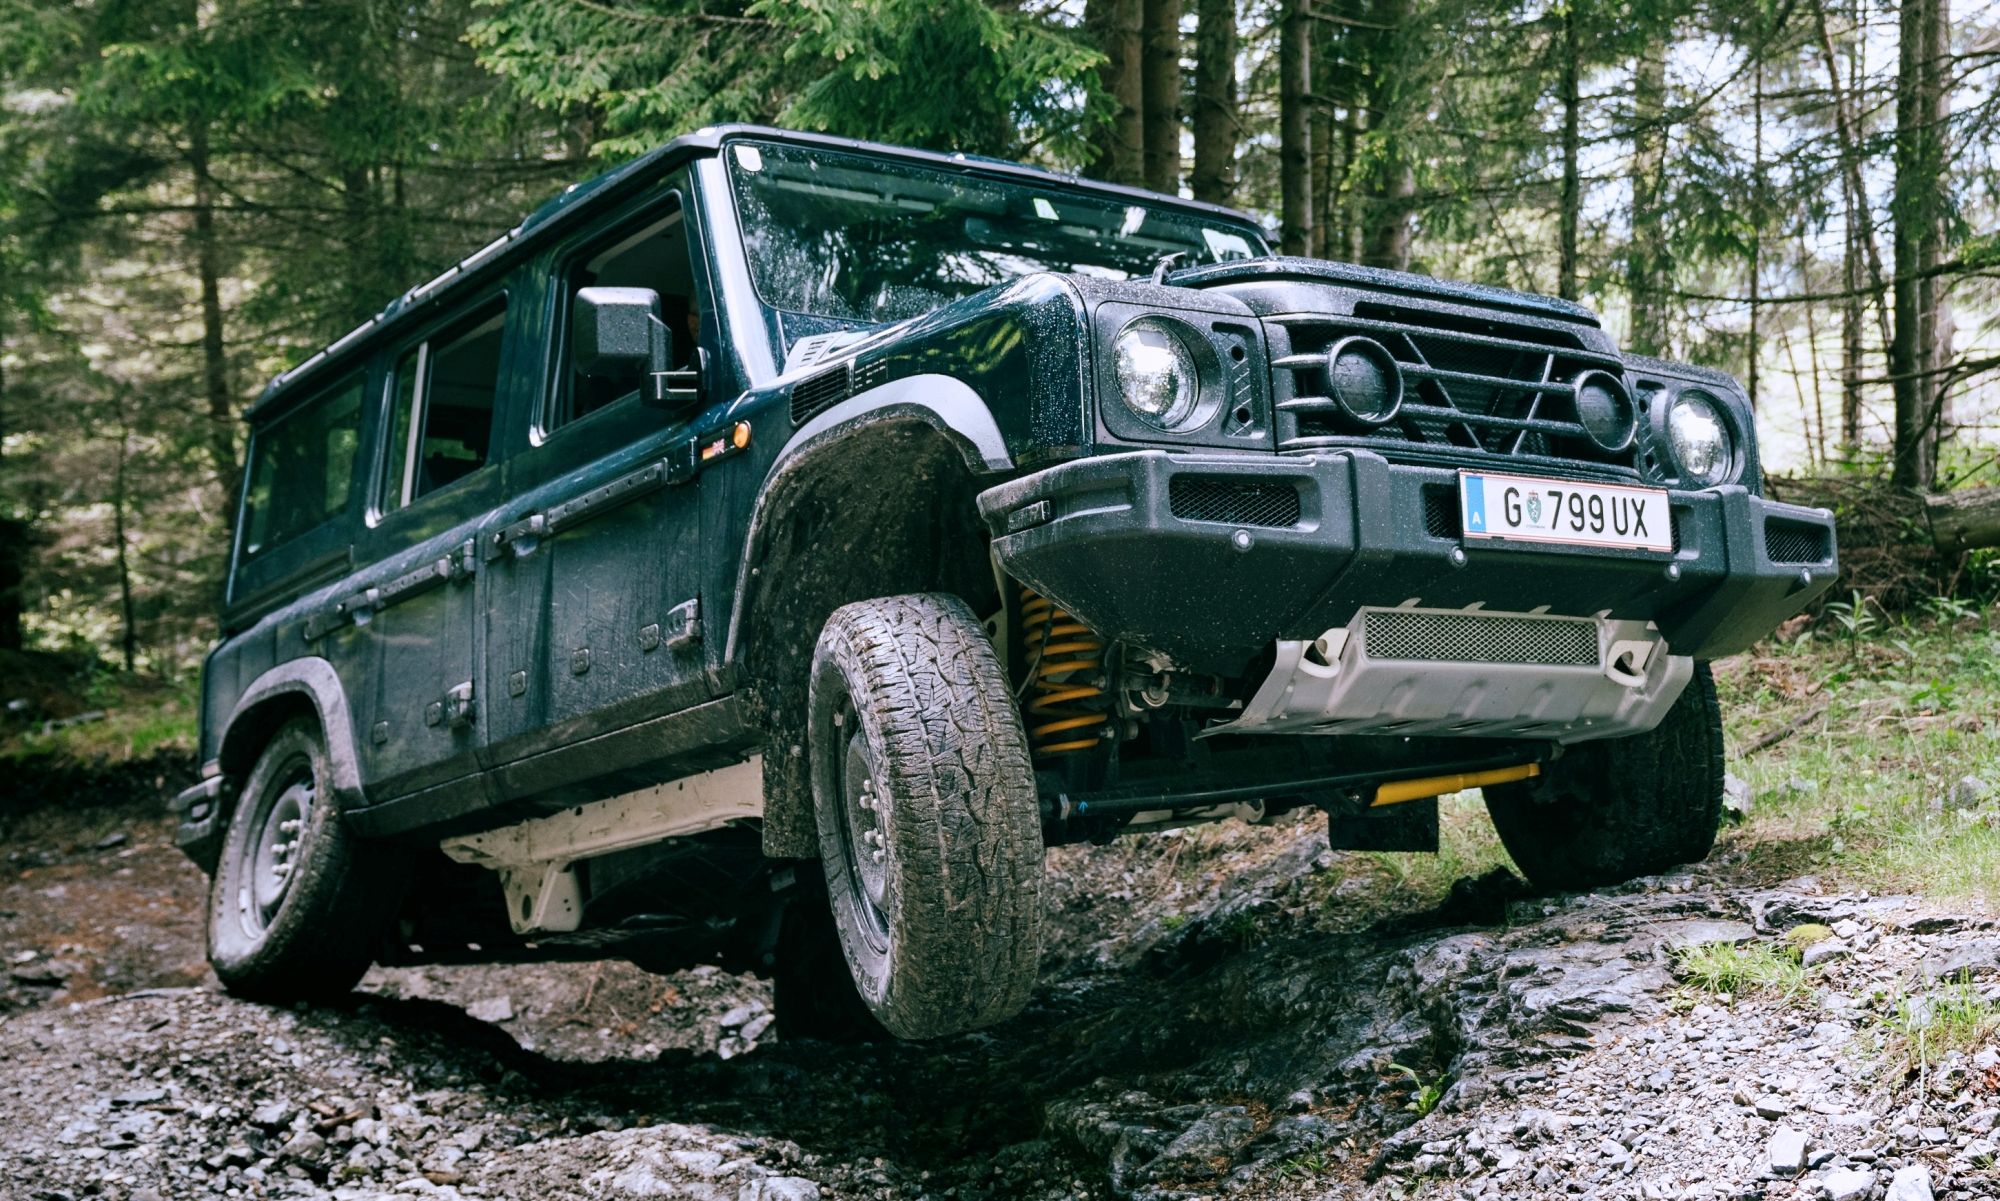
[789,363,853,426]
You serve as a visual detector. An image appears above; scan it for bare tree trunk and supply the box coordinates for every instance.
[111,395,137,673]
[1746,55,1764,411]
[189,123,239,516]
[1087,0,1146,185]
[1890,0,1950,490]
[1557,3,1581,300]
[1141,0,1182,194]
[0,301,22,652]
[1189,0,1236,205]
[1310,55,1334,259]
[1278,0,1312,256]
[1799,231,1828,467]
[1337,103,1362,262]
[1812,2,1894,363]
[1627,42,1670,356]
[1361,0,1412,270]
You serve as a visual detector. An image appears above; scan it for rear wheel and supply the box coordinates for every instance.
[806,592,1043,1040]
[1483,662,1725,892]
[208,719,407,1002]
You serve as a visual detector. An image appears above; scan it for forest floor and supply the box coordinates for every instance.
[3,618,2000,1201]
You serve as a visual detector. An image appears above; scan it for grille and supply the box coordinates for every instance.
[1363,610,1600,666]
[789,363,852,425]
[1422,487,1461,538]
[1765,518,1832,565]
[1269,301,1636,472]
[1169,476,1303,528]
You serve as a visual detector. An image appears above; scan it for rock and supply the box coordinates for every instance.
[1768,1127,1808,1176]
[1926,939,2000,980]
[1803,940,1853,968]
[1885,1164,1934,1201]
[91,831,130,851]
[251,1100,297,1129]
[739,1013,774,1043]
[1920,1125,1947,1144]
[1724,774,1752,818]
[743,1180,820,1201]
[280,1130,328,1162]
[1950,776,1993,810]
[1819,1167,1875,1201]
[111,1086,167,1106]
[1832,919,1862,939]
[1659,920,1756,952]
[717,1003,763,1029]
[1755,1095,1790,1120]
[464,995,514,1023]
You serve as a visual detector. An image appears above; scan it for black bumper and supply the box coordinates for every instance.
[977,449,1836,677]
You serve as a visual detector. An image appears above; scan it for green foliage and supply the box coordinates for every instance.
[1879,981,2000,1090]
[1385,1062,1447,1118]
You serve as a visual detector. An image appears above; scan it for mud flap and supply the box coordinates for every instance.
[1328,797,1438,853]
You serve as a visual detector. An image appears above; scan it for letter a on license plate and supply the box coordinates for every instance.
[1459,471,1672,552]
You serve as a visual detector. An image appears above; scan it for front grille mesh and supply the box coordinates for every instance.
[1363,610,1600,666]
[1169,476,1303,528]
[1765,518,1832,565]
[1422,487,1461,538]
[1269,302,1638,474]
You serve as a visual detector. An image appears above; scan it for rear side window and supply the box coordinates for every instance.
[239,372,363,559]
[380,299,507,515]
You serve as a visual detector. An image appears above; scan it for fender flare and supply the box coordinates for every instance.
[217,657,367,811]
[723,372,1010,667]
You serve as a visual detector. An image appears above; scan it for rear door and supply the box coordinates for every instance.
[334,295,513,803]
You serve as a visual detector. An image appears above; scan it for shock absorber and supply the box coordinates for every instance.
[1017,587,1112,757]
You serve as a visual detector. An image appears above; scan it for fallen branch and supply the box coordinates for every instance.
[1735,702,1831,757]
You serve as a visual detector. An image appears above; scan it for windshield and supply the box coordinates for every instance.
[726,141,1266,324]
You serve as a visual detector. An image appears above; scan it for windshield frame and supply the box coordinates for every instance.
[718,136,1271,330]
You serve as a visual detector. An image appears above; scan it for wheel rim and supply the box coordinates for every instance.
[834,708,892,953]
[235,761,314,940]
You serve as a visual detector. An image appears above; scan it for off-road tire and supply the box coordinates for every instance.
[208,719,407,1002]
[806,592,1043,1040]
[771,887,888,1043]
[1483,662,1725,892]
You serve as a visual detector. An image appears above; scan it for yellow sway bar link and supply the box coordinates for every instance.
[1371,762,1541,808]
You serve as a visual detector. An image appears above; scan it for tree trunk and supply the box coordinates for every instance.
[1087,0,1145,185]
[1889,0,1950,490]
[1627,42,1670,356]
[0,303,22,652]
[1360,0,1412,271]
[1141,0,1182,194]
[1746,55,1764,411]
[1337,103,1362,262]
[1925,486,2000,555]
[112,399,138,674]
[1557,3,1580,301]
[189,122,239,516]
[1189,0,1236,205]
[1278,0,1312,256]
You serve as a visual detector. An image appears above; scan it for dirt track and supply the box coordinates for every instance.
[5,786,2000,1200]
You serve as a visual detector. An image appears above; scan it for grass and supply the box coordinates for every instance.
[1879,979,2000,1090]
[1717,610,2000,908]
[1360,790,1518,904]
[1672,939,1809,1003]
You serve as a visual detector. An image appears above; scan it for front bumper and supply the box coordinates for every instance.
[977,449,1836,678]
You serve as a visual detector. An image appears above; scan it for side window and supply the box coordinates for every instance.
[380,298,507,515]
[548,198,699,431]
[240,372,363,559]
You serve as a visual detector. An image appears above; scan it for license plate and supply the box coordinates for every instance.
[1459,472,1671,552]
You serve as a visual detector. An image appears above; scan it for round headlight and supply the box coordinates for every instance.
[1666,391,1733,486]
[1324,337,1403,426]
[1572,370,1637,452]
[1112,318,1201,429]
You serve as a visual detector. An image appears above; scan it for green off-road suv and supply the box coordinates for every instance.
[177,127,1837,1039]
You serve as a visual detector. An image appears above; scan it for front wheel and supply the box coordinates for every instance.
[208,719,407,1002]
[806,592,1044,1040]
[1483,662,1725,892]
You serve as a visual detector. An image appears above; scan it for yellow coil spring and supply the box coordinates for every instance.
[1018,588,1111,757]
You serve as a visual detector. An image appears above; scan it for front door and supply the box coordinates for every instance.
[479,188,719,801]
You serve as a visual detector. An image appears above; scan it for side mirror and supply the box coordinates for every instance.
[572,286,671,382]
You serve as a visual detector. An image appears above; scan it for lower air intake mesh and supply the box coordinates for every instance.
[1363,610,1600,666]
[1168,476,1303,528]
[1764,518,1833,565]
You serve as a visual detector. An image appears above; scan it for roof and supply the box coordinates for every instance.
[245,125,1269,420]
